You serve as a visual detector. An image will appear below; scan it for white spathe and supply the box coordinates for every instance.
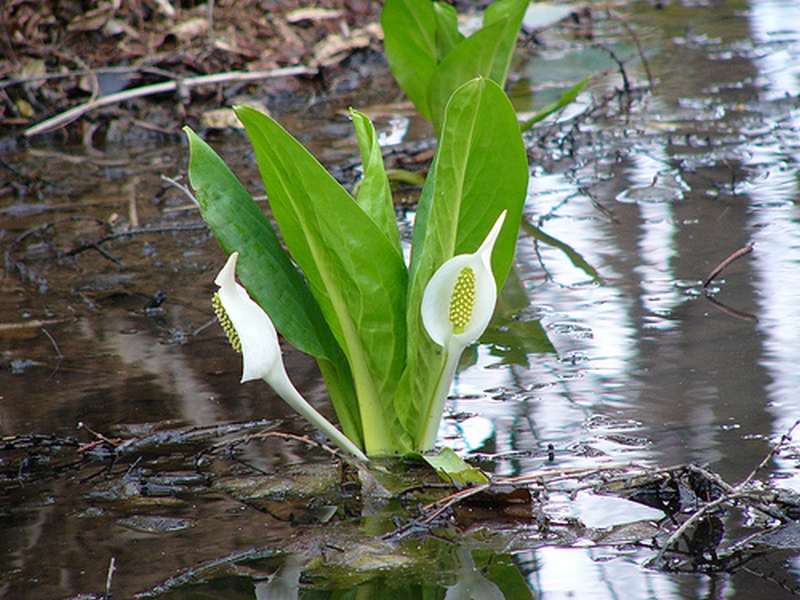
[214,252,368,462]
[419,211,506,449]
[421,211,506,347]
[214,251,284,384]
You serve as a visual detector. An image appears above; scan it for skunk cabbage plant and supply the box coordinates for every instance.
[381,0,590,133]
[186,77,528,458]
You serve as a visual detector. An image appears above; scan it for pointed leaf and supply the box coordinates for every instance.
[483,0,530,85]
[411,78,528,290]
[350,108,403,257]
[234,106,410,454]
[432,2,463,60]
[423,447,489,484]
[519,76,590,130]
[427,0,528,131]
[185,128,335,362]
[381,0,438,121]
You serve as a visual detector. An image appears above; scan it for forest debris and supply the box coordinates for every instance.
[312,23,382,68]
[170,16,209,41]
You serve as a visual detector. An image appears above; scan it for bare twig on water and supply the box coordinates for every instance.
[77,422,123,450]
[654,420,800,565]
[703,243,754,288]
[24,66,316,137]
[39,327,63,358]
[608,9,654,88]
[703,294,758,322]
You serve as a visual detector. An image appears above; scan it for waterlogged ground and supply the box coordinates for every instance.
[2,1,800,598]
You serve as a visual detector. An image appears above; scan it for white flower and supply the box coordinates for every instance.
[419,211,506,449]
[213,252,368,462]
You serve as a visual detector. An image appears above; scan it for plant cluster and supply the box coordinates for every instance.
[185,0,582,466]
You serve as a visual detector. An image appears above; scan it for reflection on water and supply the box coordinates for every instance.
[2,1,800,598]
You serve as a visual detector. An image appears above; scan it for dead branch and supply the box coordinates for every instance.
[24,66,316,137]
[703,243,755,288]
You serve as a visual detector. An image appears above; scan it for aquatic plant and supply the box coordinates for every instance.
[381,0,589,132]
[381,0,529,133]
[185,77,528,459]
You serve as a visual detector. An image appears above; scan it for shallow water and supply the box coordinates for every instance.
[2,0,800,598]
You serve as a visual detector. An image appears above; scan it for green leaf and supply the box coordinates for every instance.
[185,128,333,362]
[432,1,463,60]
[398,78,529,447]
[483,0,531,85]
[412,78,528,289]
[234,106,410,455]
[427,0,529,131]
[473,551,535,600]
[519,76,590,130]
[185,128,363,445]
[422,447,489,484]
[381,0,438,121]
[349,108,402,257]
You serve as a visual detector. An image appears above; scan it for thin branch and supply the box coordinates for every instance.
[608,9,654,87]
[161,174,199,207]
[60,223,208,259]
[24,66,317,137]
[703,243,754,288]
[655,421,800,564]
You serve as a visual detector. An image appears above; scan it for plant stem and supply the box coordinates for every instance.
[419,342,464,450]
[269,371,369,463]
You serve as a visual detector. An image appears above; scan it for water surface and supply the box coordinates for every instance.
[2,1,800,598]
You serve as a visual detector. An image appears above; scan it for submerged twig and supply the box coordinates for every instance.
[608,9,654,88]
[703,243,754,288]
[60,223,208,259]
[104,556,116,600]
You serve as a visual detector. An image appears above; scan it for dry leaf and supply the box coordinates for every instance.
[285,8,346,24]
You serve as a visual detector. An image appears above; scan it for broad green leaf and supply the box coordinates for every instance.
[185,128,334,361]
[483,0,530,85]
[184,129,363,444]
[521,219,602,282]
[427,20,504,133]
[427,0,528,131]
[422,447,489,484]
[381,0,438,121]
[398,78,529,446]
[432,2,463,60]
[519,76,590,130]
[413,79,529,288]
[234,106,410,455]
[349,108,402,257]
